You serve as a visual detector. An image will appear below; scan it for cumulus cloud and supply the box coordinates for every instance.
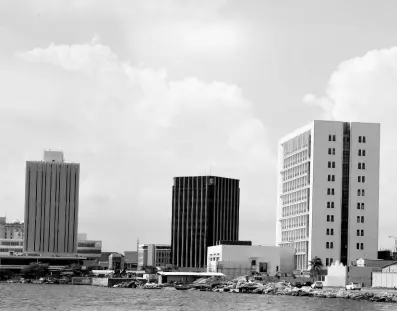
[5,39,271,250]
[303,46,397,249]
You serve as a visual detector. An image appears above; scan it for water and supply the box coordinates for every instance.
[0,284,396,311]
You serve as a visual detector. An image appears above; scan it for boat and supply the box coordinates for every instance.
[174,284,191,290]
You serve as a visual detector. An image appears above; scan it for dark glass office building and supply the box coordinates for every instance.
[171,176,240,268]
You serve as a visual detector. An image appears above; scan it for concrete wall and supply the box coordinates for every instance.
[347,266,372,287]
[323,260,346,287]
[72,277,92,285]
[373,272,397,288]
[92,278,109,287]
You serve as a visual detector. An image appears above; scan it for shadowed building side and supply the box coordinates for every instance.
[171,176,240,269]
[24,154,80,254]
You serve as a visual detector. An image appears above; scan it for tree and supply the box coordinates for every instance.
[21,263,50,279]
[309,256,324,281]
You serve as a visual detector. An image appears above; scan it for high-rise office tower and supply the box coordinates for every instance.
[24,150,80,254]
[276,121,380,270]
[171,176,240,268]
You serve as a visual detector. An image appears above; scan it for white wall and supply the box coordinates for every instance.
[323,260,347,287]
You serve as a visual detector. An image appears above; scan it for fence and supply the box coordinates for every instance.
[372,272,397,288]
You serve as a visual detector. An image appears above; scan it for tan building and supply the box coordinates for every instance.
[0,218,24,240]
[138,244,171,269]
[24,150,80,254]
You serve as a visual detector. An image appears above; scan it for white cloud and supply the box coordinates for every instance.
[5,39,271,251]
[304,46,397,249]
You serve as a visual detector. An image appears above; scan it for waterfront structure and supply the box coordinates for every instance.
[0,239,24,255]
[276,121,380,270]
[171,176,240,268]
[0,218,24,240]
[24,150,80,254]
[137,244,171,269]
[207,243,295,280]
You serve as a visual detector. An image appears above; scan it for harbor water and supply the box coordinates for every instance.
[0,283,396,311]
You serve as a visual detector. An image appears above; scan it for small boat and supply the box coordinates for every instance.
[174,284,191,290]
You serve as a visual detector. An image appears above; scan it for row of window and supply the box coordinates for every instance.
[358,136,366,143]
[327,215,334,222]
[327,188,335,195]
[328,135,336,142]
[358,149,366,156]
[328,148,336,155]
[327,202,335,208]
[357,243,364,250]
[357,189,365,196]
[327,174,335,182]
[357,202,365,210]
[326,242,334,249]
[328,161,336,168]
[357,216,365,223]
[358,163,366,169]
[358,176,365,183]
[325,258,334,266]
[357,229,364,236]
[326,228,334,235]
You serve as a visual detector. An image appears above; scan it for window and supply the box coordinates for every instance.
[359,136,362,143]
[331,215,334,222]
[362,189,365,196]
[361,216,364,223]
[329,135,332,141]
[357,243,360,249]
[328,161,331,168]
[327,188,331,195]
[331,188,335,195]
[332,175,335,181]
[362,176,365,183]
[357,216,360,223]
[361,203,364,210]
[332,148,335,155]
[361,243,364,250]
[327,202,330,208]
[326,242,329,249]
[332,162,335,168]
[326,258,329,266]
[330,258,334,265]
[328,148,331,155]
[331,202,334,208]
[328,175,331,181]
[363,150,366,156]
[363,136,366,143]
[358,163,361,169]
[330,242,334,249]
[327,215,330,222]
[326,229,330,235]
[358,176,361,182]
[333,135,336,141]
[357,202,360,209]
[357,229,360,236]
[358,149,361,156]
[331,229,334,235]
[358,189,361,196]
[362,163,366,169]
[361,230,364,236]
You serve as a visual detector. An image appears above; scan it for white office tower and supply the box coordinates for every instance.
[276,121,380,271]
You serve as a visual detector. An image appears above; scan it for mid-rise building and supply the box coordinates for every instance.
[138,244,171,269]
[77,237,102,261]
[0,218,24,240]
[171,176,240,268]
[24,150,80,254]
[276,121,380,270]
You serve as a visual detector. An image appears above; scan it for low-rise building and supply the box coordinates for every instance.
[124,251,138,270]
[77,240,102,261]
[0,239,24,255]
[207,244,295,280]
[138,244,171,269]
[0,218,24,240]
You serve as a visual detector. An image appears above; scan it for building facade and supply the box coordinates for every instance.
[276,121,380,270]
[0,239,24,255]
[0,218,24,240]
[24,150,80,254]
[207,244,295,280]
[171,176,240,268]
[138,244,171,269]
[77,240,102,261]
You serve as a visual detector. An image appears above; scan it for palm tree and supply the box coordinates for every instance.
[309,256,324,282]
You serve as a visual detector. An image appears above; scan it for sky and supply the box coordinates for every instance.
[1,0,397,253]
